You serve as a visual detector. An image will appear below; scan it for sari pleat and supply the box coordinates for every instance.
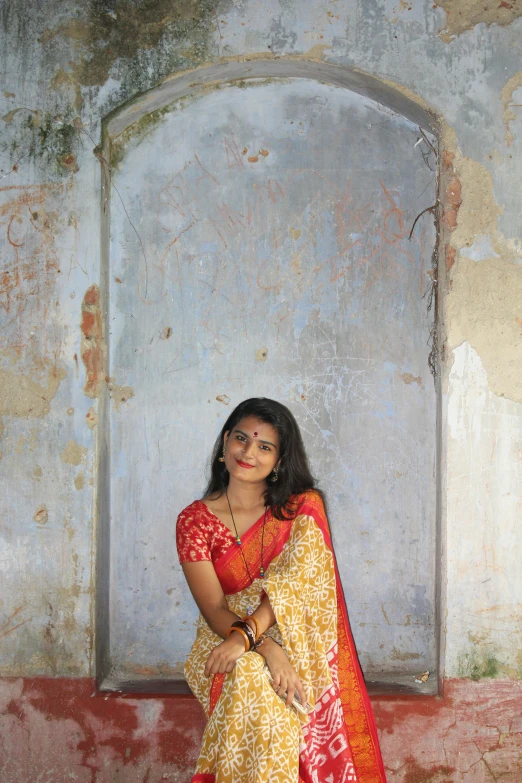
[183,491,386,783]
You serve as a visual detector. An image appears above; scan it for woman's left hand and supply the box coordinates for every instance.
[204,633,246,677]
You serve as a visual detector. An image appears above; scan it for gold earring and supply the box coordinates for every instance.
[271,465,279,483]
[219,446,226,463]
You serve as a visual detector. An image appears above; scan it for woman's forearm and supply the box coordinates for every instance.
[249,594,276,636]
[204,605,242,639]
[205,594,276,642]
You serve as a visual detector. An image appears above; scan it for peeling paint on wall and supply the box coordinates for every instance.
[33,504,49,525]
[448,157,502,252]
[107,381,135,411]
[440,126,522,404]
[434,0,522,42]
[85,406,97,428]
[74,472,86,491]
[501,71,522,147]
[0,365,65,442]
[80,284,106,398]
[446,256,522,402]
[60,439,88,466]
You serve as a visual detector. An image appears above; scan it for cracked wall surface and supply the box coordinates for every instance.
[1,0,522,779]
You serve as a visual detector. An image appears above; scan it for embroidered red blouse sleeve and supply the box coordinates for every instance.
[176,504,212,563]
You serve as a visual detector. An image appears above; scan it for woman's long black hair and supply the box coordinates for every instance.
[203,397,324,520]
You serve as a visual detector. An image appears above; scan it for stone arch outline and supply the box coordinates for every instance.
[96,60,444,695]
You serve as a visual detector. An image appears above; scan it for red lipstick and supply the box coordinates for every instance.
[236,460,254,469]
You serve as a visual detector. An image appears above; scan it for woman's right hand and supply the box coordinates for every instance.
[262,639,307,708]
[204,632,247,677]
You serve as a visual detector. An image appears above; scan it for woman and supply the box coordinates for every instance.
[176,398,386,783]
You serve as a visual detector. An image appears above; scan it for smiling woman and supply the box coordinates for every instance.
[176,398,386,783]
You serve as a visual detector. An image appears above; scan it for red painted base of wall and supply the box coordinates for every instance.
[1,677,521,782]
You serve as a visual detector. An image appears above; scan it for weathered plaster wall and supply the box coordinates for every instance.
[1,0,521,780]
[1,677,521,782]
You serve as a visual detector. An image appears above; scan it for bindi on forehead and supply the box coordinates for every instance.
[253,432,258,437]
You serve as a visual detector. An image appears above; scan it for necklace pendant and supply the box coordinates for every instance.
[260,567,265,578]
[236,535,242,546]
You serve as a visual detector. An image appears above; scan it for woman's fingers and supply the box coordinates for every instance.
[285,683,295,707]
[204,655,213,678]
[296,680,307,708]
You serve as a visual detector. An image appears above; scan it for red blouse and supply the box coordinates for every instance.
[176,500,237,564]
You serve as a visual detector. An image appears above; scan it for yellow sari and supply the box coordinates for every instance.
[181,491,386,783]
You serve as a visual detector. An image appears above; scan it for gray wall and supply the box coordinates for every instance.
[104,72,437,683]
[0,0,521,690]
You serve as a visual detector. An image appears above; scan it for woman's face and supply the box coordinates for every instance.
[223,416,280,485]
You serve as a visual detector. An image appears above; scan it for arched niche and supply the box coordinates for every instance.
[96,61,440,695]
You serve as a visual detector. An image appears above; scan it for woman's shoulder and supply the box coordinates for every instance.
[176,499,208,525]
[291,489,326,516]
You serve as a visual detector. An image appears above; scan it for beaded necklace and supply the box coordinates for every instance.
[225,487,267,583]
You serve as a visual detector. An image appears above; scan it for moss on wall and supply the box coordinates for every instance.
[41,0,230,108]
[24,110,81,173]
[458,649,501,680]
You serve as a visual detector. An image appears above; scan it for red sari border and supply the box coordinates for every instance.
[214,506,293,595]
[296,492,387,783]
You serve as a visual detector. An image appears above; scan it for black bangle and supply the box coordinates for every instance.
[231,620,256,651]
[253,633,266,650]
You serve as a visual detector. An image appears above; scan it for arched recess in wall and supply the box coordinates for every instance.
[96,60,441,695]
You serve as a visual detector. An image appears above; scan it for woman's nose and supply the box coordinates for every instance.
[243,440,255,458]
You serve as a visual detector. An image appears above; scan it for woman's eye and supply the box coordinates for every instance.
[236,434,246,442]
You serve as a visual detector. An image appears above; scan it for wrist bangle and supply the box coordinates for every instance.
[230,620,256,650]
[227,627,250,652]
[243,615,260,640]
[253,633,266,650]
